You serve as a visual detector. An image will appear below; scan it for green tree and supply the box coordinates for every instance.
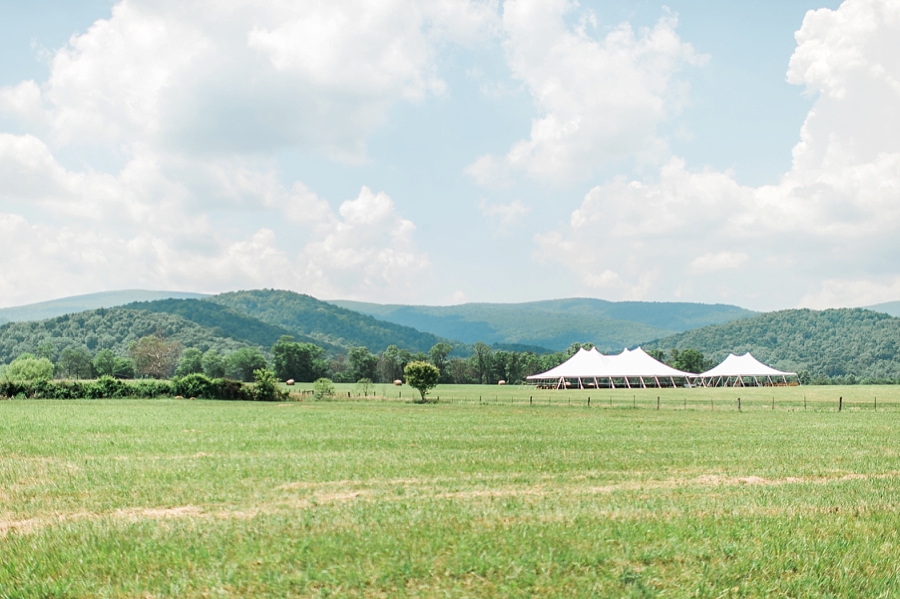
[272,336,326,382]
[429,342,453,381]
[404,361,440,403]
[35,342,55,361]
[93,349,117,377]
[355,377,373,396]
[201,349,226,378]
[472,342,493,384]
[129,336,182,379]
[226,347,268,382]
[175,348,204,377]
[112,357,135,379]
[56,347,94,379]
[348,346,378,382]
[312,377,335,400]
[3,354,54,382]
[378,345,402,382]
[674,348,706,374]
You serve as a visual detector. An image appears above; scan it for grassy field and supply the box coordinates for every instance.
[2,385,900,597]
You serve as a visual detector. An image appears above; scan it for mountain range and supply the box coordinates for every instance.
[2,290,899,381]
[331,298,756,351]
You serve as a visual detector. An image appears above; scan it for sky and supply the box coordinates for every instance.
[2,0,899,312]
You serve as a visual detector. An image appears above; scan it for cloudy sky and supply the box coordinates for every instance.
[2,0,898,311]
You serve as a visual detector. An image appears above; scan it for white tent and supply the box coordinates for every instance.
[526,347,693,389]
[692,352,798,387]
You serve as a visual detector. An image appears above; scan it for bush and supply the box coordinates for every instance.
[313,378,335,401]
[173,373,215,399]
[3,354,54,382]
[253,368,286,402]
[0,375,262,400]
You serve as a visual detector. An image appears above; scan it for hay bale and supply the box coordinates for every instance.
[286,379,295,386]
[498,380,506,385]
[393,379,403,386]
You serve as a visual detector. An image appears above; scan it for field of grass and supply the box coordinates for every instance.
[2,385,900,597]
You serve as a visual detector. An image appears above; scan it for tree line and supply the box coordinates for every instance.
[1,334,719,386]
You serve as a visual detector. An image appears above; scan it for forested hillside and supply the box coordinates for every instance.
[210,290,447,353]
[646,308,900,381]
[331,297,755,351]
[0,308,253,364]
[124,299,341,352]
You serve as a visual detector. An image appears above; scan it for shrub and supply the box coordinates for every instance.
[313,378,335,401]
[3,354,54,382]
[173,373,215,399]
[91,376,128,399]
[253,368,286,402]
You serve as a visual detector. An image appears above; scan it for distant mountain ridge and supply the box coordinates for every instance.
[0,290,208,324]
[867,301,900,317]
[329,297,757,352]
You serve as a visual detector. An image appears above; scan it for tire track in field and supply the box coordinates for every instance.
[2,470,898,537]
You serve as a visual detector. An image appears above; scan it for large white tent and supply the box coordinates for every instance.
[526,347,693,389]
[691,353,798,387]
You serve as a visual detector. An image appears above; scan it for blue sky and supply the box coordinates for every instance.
[3,0,899,312]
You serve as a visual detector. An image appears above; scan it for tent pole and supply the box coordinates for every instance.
[753,376,760,387]
[610,377,615,389]
[625,377,632,389]
[639,376,646,389]
[654,376,661,388]
[578,377,583,390]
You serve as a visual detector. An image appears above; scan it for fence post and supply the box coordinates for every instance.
[839,396,842,412]
[588,396,590,407]
[738,397,741,412]
[530,396,533,405]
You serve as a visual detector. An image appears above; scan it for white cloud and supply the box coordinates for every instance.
[468,1,703,185]
[1,0,498,161]
[0,0,477,306]
[536,0,900,309]
[798,277,900,309]
[689,252,749,274]
[478,198,531,230]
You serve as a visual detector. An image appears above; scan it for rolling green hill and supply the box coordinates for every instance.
[0,308,254,364]
[209,290,448,353]
[0,290,208,324]
[123,299,342,353]
[645,308,900,381]
[329,298,756,352]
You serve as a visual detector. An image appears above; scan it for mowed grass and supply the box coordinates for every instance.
[1,387,900,597]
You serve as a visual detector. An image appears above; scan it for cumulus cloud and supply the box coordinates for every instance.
[478,198,531,232]
[0,0,492,305]
[467,1,703,185]
[1,0,498,160]
[537,0,900,308]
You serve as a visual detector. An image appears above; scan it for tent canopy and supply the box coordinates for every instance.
[695,353,795,378]
[526,347,692,380]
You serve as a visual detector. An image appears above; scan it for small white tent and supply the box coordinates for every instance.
[692,353,797,387]
[526,347,693,389]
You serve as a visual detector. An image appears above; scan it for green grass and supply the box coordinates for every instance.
[2,386,900,597]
